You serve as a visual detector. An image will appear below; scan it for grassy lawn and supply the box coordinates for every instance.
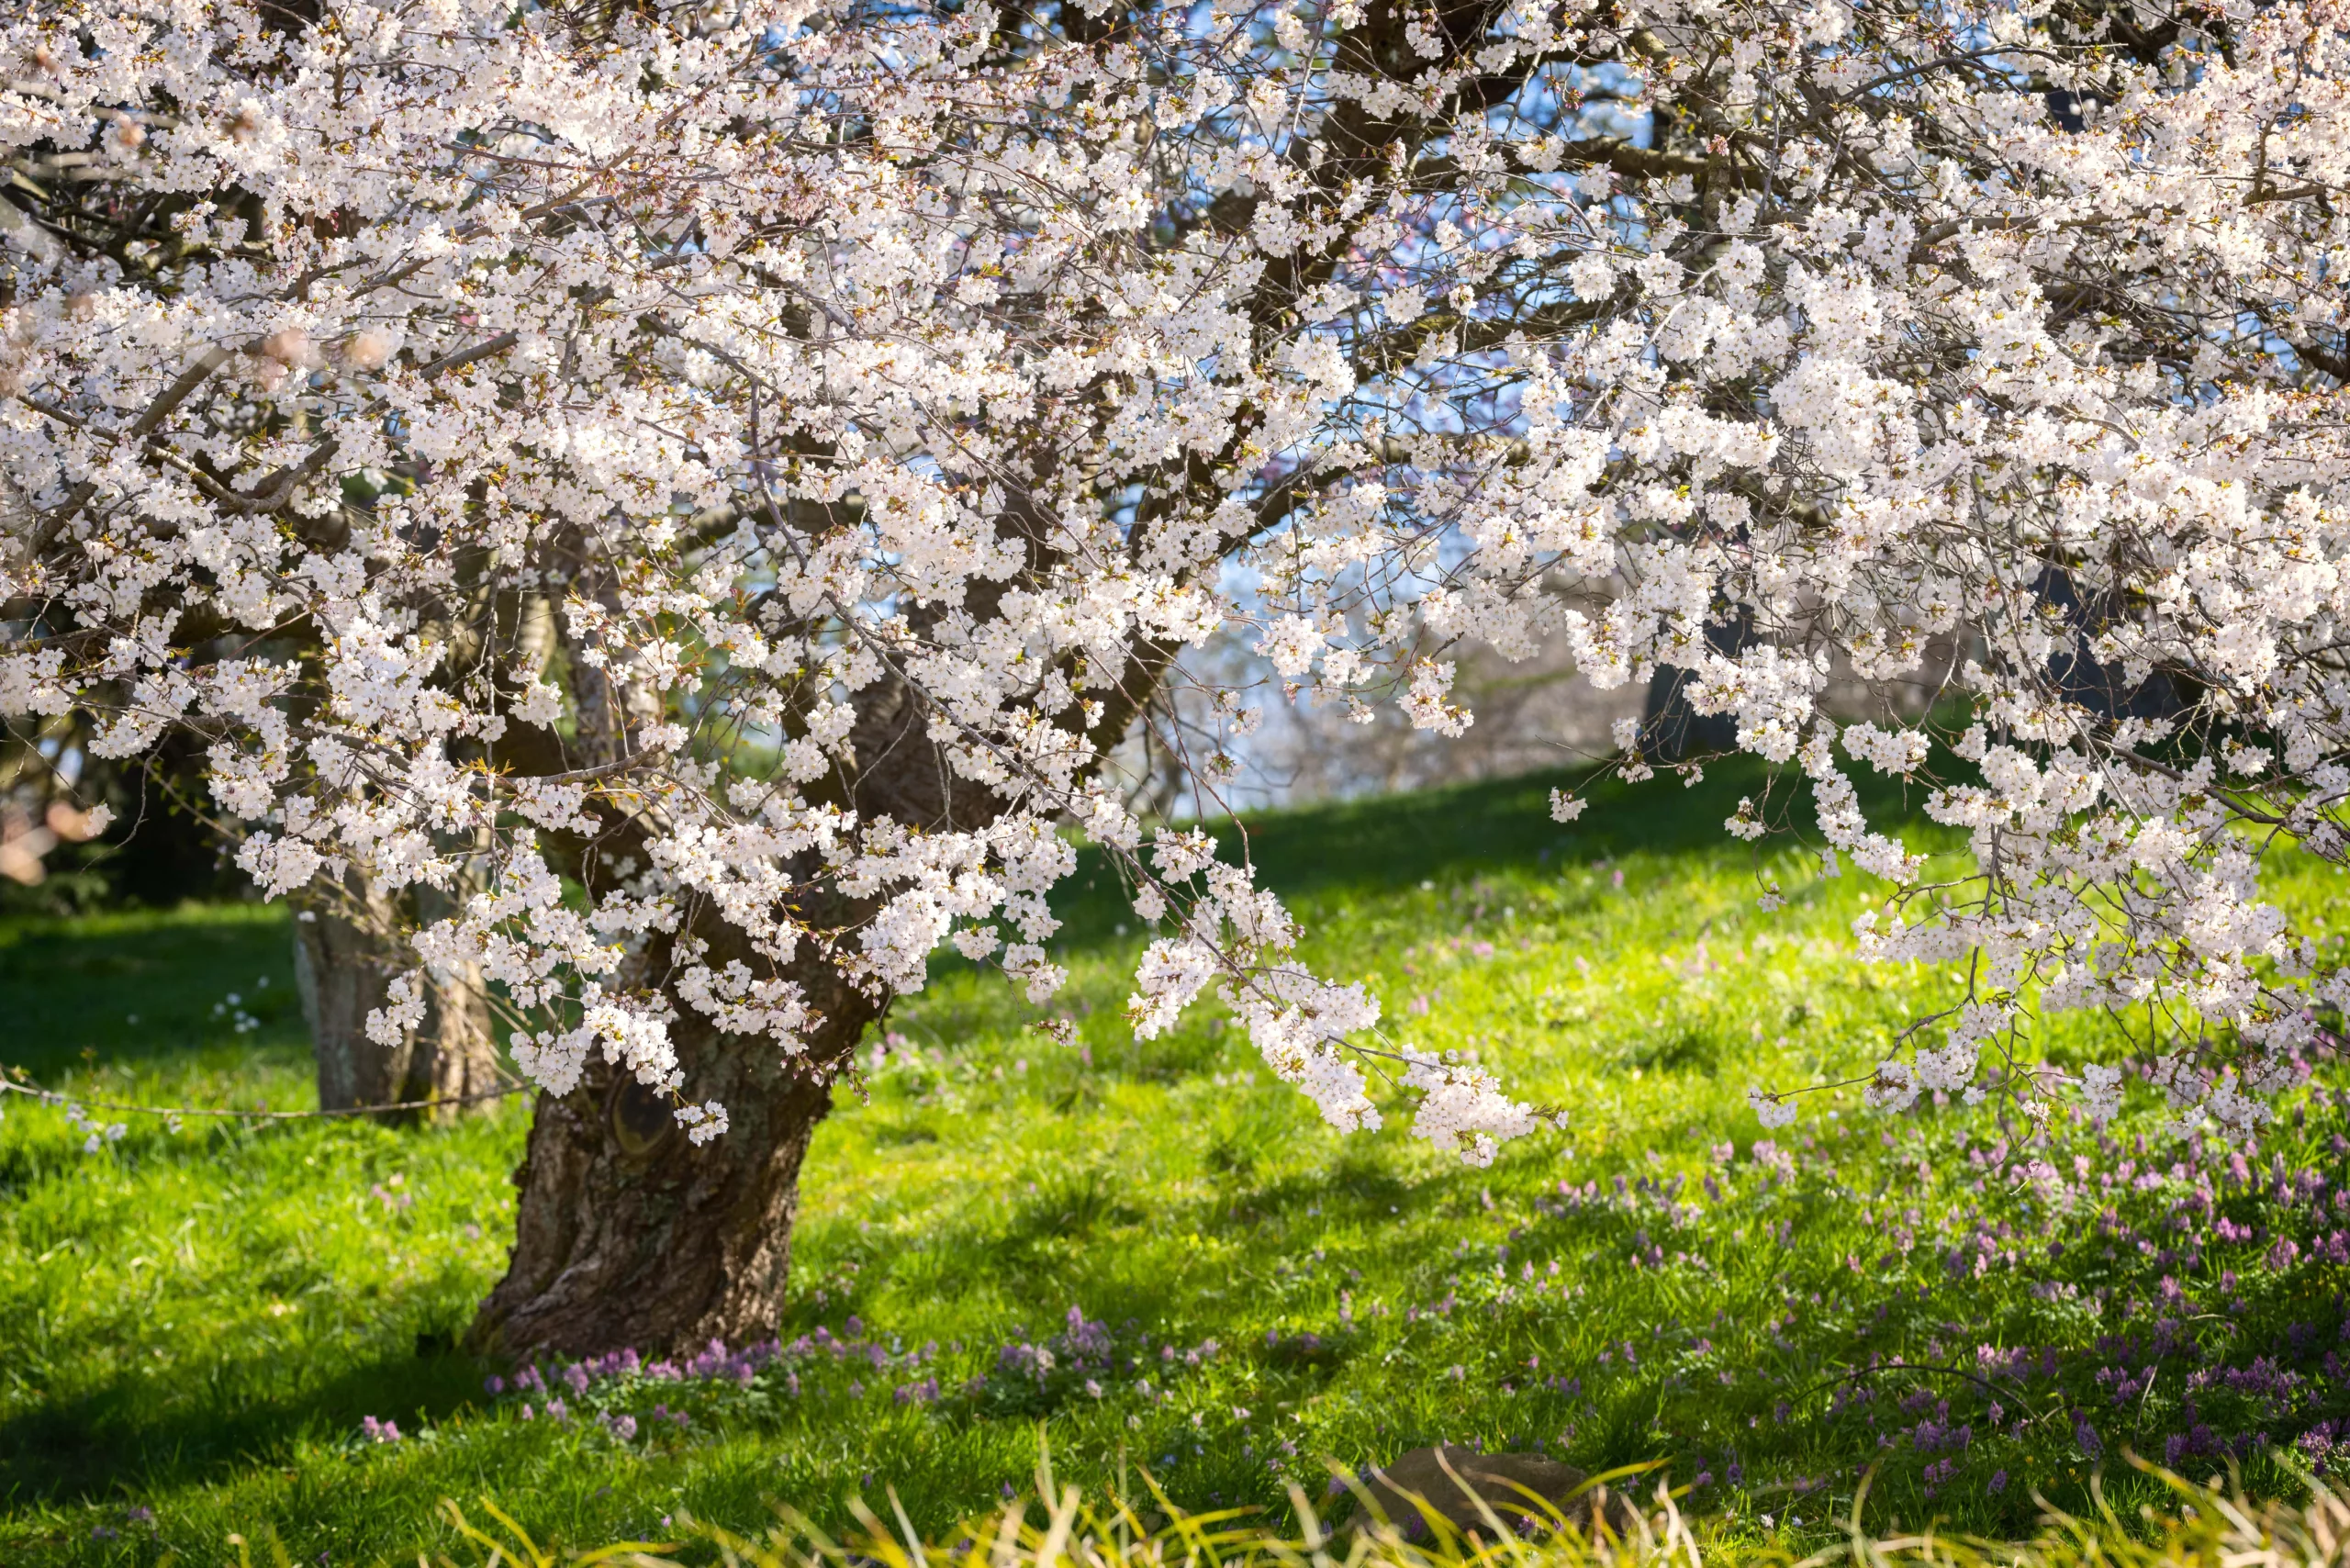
[2,763,2346,1565]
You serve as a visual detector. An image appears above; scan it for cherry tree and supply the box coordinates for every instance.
[6,0,2350,1353]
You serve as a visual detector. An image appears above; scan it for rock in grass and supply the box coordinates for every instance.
[1331,1444,1639,1540]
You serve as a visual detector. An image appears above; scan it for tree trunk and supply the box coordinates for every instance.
[293,868,499,1122]
[464,503,1167,1360]
[464,939,876,1357]
[465,666,1035,1358]
[1639,610,1753,764]
[2033,565,2194,723]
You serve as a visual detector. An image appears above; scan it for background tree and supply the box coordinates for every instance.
[8,0,2350,1356]
[291,868,500,1119]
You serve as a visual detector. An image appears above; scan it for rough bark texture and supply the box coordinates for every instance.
[293,868,499,1122]
[464,940,873,1357]
[458,670,983,1356]
[460,699,1023,1355]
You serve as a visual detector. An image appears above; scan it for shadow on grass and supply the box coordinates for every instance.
[0,903,302,1079]
[0,1287,494,1506]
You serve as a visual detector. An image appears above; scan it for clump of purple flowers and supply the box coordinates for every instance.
[2296,1418,2349,1473]
[965,1306,1227,1418]
[468,1305,1235,1441]
[481,1336,793,1439]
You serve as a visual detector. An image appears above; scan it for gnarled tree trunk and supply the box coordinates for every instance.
[465,933,873,1356]
[461,668,968,1357]
[293,867,499,1122]
[462,449,1169,1363]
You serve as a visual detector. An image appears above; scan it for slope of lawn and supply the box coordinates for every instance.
[1,761,2346,1565]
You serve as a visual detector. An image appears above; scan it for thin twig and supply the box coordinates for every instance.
[2,1077,531,1123]
[413,330,520,381]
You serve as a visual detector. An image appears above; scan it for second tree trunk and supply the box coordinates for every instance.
[293,869,500,1122]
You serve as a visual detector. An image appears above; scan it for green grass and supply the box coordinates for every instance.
[2,763,2346,1565]
[412,1466,2350,1568]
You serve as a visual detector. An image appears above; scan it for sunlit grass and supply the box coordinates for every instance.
[1,762,2344,1565]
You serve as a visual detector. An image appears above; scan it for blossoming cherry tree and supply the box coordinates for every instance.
[6,0,2350,1351]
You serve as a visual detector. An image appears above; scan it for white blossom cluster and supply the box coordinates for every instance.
[6,0,2350,1152]
[62,1100,126,1153]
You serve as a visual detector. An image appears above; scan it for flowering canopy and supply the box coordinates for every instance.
[5,0,2349,1163]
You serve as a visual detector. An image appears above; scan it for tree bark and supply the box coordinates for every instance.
[459,663,979,1357]
[462,482,1180,1355]
[461,669,1046,1357]
[293,868,499,1122]
[464,936,874,1357]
